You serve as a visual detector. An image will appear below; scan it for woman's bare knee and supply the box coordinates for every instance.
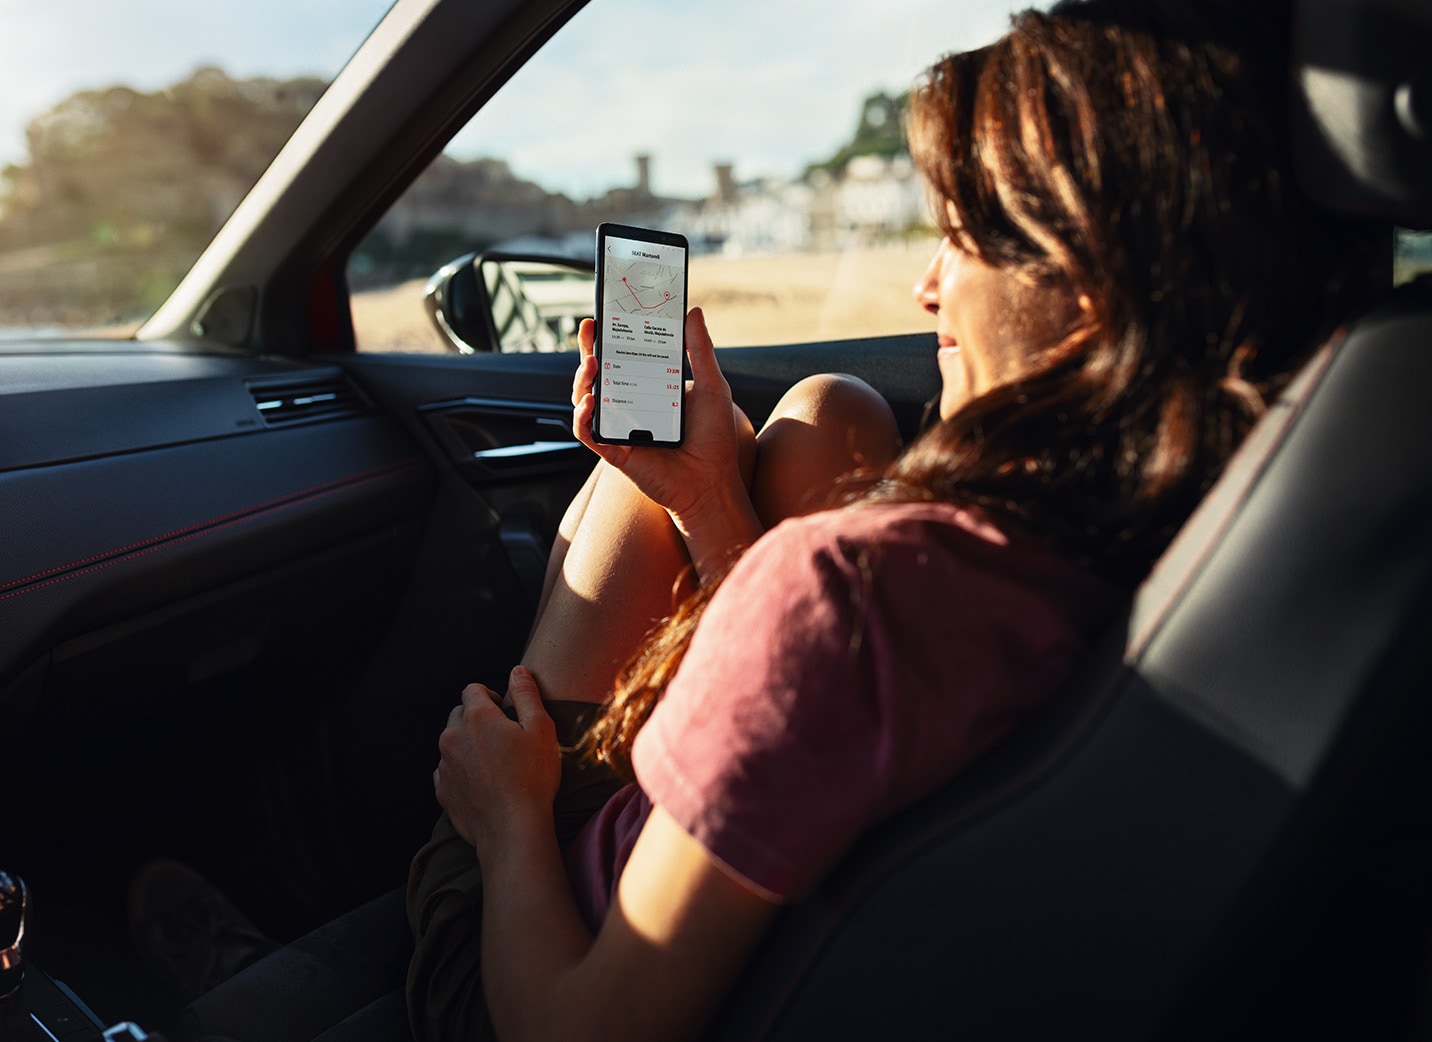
[751,374,900,525]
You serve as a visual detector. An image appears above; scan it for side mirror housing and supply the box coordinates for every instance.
[424,251,595,353]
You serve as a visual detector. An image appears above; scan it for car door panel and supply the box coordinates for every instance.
[338,331,939,441]
[1,355,440,921]
[4,329,939,1003]
[0,415,432,694]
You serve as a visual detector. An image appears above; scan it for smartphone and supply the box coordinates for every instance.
[592,222,689,447]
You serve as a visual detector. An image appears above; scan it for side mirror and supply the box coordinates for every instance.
[424,251,595,353]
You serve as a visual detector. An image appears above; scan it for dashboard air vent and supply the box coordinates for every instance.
[246,372,370,427]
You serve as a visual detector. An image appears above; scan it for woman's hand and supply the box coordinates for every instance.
[434,665,561,853]
[573,307,762,573]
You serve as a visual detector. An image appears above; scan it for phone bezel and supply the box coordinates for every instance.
[592,222,690,448]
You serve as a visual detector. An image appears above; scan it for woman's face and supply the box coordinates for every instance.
[913,231,1085,420]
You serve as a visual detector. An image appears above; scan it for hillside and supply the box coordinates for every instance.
[0,69,327,326]
[0,71,907,329]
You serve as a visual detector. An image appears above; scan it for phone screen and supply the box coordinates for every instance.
[593,223,689,446]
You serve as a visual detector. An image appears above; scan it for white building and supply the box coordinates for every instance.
[669,155,927,257]
[831,155,926,247]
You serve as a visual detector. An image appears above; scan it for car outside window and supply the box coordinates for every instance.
[348,0,1034,353]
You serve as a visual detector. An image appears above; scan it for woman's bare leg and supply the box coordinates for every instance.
[531,465,601,626]
[522,374,899,705]
[751,373,901,525]
[522,460,704,705]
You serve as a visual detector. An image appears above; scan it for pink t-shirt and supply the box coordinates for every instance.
[565,500,1117,924]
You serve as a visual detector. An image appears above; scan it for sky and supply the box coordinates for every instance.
[0,0,1032,199]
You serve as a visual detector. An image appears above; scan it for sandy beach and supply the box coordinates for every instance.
[350,239,941,353]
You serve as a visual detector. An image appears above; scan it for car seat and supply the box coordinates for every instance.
[181,0,1432,1038]
[707,1,1432,1038]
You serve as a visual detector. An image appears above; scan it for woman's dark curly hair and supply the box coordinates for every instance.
[581,0,1388,778]
[887,0,1386,585]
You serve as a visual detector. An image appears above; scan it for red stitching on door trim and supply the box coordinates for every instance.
[0,458,425,602]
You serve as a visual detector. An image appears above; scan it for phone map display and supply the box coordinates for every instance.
[597,231,686,444]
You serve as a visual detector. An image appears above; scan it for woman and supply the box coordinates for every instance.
[412,3,1385,1039]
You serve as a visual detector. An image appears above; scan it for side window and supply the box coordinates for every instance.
[1395,229,1432,286]
[0,4,389,341]
[347,0,1019,353]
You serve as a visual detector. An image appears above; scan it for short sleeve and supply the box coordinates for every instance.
[631,503,1102,901]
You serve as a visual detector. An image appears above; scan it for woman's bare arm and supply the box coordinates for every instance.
[435,667,777,1042]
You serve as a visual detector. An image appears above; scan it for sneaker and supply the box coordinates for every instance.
[128,860,280,1001]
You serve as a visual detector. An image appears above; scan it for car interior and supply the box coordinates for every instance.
[2,0,1430,1039]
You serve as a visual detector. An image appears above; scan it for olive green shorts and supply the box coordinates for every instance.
[404,701,623,1042]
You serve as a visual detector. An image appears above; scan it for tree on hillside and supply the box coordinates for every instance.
[0,68,325,324]
[809,90,910,177]
[1,68,325,250]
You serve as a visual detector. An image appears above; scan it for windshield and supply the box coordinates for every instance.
[0,0,392,339]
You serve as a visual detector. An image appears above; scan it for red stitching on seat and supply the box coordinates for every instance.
[0,458,425,602]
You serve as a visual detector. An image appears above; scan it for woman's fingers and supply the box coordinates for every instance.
[683,307,732,402]
[506,665,555,738]
[683,307,717,380]
[461,682,502,710]
[571,354,596,410]
[572,319,597,408]
[572,390,632,468]
[569,306,743,523]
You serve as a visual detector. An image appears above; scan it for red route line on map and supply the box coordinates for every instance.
[621,276,673,311]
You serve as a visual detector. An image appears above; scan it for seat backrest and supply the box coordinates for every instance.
[709,2,1432,1036]
[708,292,1432,1041]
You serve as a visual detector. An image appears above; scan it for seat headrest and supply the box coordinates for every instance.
[1291,0,1432,227]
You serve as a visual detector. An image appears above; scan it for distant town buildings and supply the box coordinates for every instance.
[653,152,928,257]
[349,85,927,280]
[367,149,930,273]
